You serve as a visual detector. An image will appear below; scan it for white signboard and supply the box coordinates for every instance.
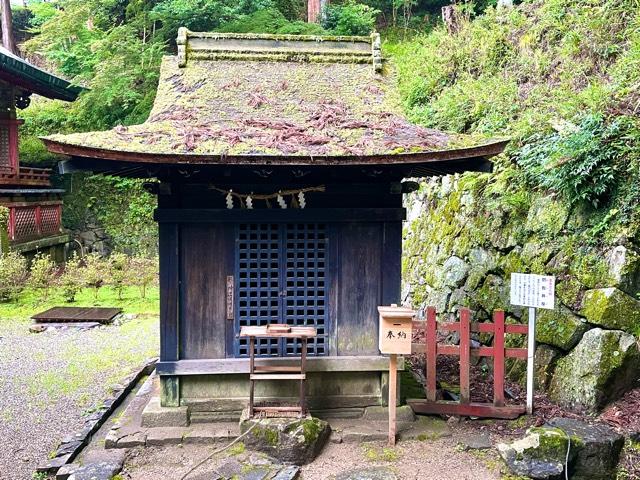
[510,273,555,310]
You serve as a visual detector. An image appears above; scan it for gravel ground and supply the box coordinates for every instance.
[0,316,158,480]
[122,437,501,480]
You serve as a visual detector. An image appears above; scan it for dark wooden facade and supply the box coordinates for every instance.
[153,177,405,410]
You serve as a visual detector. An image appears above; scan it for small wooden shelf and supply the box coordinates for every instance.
[240,325,317,418]
[254,365,302,373]
[250,373,306,380]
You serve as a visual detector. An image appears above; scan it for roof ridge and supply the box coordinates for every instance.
[176,28,383,72]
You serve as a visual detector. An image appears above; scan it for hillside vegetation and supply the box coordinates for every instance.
[396,0,640,412]
[395,0,640,298]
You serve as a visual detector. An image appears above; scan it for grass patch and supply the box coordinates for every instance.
[362,443,401,462]
[0,285,159,321]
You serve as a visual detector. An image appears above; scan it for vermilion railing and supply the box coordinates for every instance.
[408,307,528,419]
[6,202,62,242]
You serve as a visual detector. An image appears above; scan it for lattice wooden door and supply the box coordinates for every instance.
[235,223,328,358]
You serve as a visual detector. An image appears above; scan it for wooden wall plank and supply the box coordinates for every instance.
[381,221,402,306]
[335,222,382,355]
[179,224,233,359]
[159,221,180,406]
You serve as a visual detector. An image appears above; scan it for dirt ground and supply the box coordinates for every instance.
[121,435,502,480]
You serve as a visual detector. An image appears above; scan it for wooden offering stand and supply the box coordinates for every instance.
[240,324,317,418]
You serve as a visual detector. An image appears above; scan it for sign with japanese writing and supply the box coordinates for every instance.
[510,273,555,310]
[378,305,414,355]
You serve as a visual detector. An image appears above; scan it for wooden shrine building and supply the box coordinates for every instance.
[45,31,507,418]
[0,46,82,258]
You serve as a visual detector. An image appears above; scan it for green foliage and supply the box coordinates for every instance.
[109,252,129,300]
[150,0,274,43]
[322,1,380,36]
[129,256,158,299]
[218,8,326,35]
[28,252,57,300]
[62,174,157,256]
[0,252,28,302]
[82,252,109,300]
[58,254,84,303]
[517,114,630,208]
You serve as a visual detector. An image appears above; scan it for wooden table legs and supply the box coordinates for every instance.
[247,335,310,418]
[300,337,307,417]
[249,336,255,418]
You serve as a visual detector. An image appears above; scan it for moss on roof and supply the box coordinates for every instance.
[45,37,500,159]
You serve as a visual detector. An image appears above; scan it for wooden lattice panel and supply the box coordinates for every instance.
[0,125,10,172]
[283,223,327,356]
[13,206,38,240]
[235,223,328,358]
[40,205,61,235]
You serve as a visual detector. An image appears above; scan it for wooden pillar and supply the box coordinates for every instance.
[159,221,181,407]
[388,353,397,446]
[308,0,321,23]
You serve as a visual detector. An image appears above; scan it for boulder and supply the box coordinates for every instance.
[476,274,510,313]
[549,328,640,412]
[525,196,569,236]
[239,411,330,465]
[497,427,573,479]
[442,256,470,287]
[606,246,640,296]
[468,247,496,275]
[580,287,640,333]
[546,418,624,480]
[498,419,624,480]
[534,344,563,391]
[536,307,589,351]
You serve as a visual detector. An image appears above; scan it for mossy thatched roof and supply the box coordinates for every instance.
[44,32,506,165]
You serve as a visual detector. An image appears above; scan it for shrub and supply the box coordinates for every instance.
[517,114,629,208]
[82,252,109,300]
[0,252,28,302]
[129,256,158,299]
[109,252,129,300]
[218,8,326,35]
[28,252,57,300]
[58,254,84,303]
[322,1,380,36]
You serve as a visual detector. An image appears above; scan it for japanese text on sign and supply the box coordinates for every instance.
[510,273,555,310]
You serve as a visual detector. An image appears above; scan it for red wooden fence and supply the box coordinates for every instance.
[408,307,527,419]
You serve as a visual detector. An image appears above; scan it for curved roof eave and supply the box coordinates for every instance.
[42,137,509,167]
[0,47,84,102]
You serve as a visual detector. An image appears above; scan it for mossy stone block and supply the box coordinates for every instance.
[580,287,640,334]
[525,195,569,236]
[239,410,330,465]
[536,307,589,351]
[549,328,640,412]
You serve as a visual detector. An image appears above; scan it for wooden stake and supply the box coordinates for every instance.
[388,353,397,446]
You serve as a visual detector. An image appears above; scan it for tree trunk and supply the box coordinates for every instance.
[0,0,17,55]
[441,5,460,35]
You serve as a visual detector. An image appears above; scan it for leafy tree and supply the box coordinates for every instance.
[109,252,129,300]
[82,252,109,300]
[58,254,84,303]
[0,251,28,302]
[129,256,157,299]
[322,1,380,36]
[28,252,57,300]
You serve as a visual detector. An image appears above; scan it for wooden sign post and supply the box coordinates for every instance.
[510,273,555,414]
[378,305,415,446]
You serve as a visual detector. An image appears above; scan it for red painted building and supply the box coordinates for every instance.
[0,46,82,258]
